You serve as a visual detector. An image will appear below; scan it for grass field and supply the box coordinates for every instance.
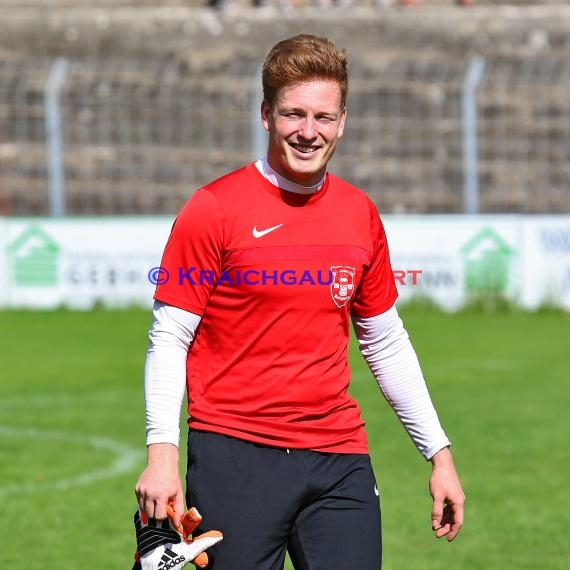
[0,307,568,569]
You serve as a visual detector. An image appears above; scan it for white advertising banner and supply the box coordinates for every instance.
[2,217,172,309]
[0,218,7,308]
[383,216,522,311]
[520,217,570,310]
[0,215,569,311]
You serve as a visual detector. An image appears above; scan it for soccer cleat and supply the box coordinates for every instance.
[133,506,222,570]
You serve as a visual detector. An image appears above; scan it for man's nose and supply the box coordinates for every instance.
[298,116,317,140]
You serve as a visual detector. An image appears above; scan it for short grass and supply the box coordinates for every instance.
[0,308,568,569]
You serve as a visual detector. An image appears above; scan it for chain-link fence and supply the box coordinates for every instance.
[1,55,570,216]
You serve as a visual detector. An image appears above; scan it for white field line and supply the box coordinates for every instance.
[0,425,144,497]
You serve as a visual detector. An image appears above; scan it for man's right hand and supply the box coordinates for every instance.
[135,443,184,529]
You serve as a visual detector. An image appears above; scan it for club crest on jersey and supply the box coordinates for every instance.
[330,266,356,308]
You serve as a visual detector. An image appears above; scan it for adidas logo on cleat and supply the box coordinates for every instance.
[157,547,185,569]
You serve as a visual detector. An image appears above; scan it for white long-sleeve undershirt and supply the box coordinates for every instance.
[145,302,450,460]
[254,158,325,194]
[352,306,450,460]
[144,301,200,446]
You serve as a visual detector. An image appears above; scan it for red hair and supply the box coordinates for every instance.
[262,34,349,108]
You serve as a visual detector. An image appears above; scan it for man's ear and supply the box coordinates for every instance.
[261,100,272,133]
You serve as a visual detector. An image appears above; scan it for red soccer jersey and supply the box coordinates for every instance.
[154,163,398,453]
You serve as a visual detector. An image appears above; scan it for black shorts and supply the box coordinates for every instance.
[186,430,382,570]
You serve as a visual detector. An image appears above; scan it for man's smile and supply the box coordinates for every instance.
[289,142,321,154]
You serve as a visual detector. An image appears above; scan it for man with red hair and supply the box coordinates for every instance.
[134,34,465,569]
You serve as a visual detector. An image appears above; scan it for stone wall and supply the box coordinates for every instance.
[1,3,569,214]
[1,3,569,62]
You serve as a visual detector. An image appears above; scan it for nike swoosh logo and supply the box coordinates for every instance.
[252,223,284,238]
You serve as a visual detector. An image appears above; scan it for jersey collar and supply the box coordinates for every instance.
[255,158,325,195]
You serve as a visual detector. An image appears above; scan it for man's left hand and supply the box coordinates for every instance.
[429,447,465,541]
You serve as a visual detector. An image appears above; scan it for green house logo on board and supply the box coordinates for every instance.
[7,225,61,286]
[460,227,515,294]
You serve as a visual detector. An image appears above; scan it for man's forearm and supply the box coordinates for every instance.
[353,306,450,460]
[147,442,180,466]
[144,301,202,446]
[430,446,454,467]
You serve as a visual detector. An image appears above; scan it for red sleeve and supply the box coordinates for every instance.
[154,189,224,315]
[350,201,398,318]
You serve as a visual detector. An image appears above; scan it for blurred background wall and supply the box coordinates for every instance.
[1,0,570,216]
